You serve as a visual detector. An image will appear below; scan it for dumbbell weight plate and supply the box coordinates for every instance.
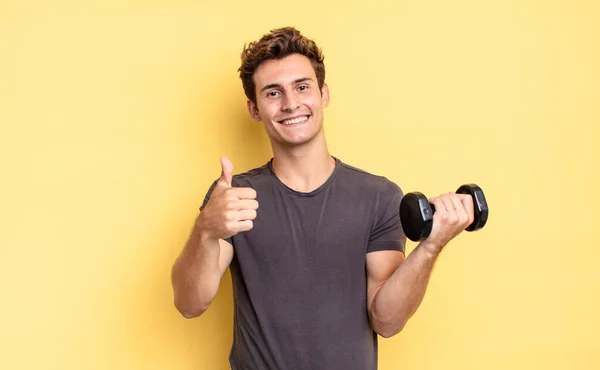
[399,192,434,242]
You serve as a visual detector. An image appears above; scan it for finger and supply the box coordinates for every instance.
[231,187,257,200]
[430,196,447,215]
[237,209,257,221]
[457,194,475,225]
[440,194,459,222]
[236,199,259,210]
[217,156,234,187]
[449,193,469,224]
[235,220,254,233]
[429,197,448,225]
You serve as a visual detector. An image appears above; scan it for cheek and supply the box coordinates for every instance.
[258,103,279,120]
[308,95,321,108]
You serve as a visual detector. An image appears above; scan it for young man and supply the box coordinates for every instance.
[171,27,475,370]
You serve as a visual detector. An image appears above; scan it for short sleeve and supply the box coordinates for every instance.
[199,179,219,211]
[367,179,406,254]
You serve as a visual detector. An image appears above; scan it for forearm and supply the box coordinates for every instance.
[171,220,222,318]
[370,241,441,337]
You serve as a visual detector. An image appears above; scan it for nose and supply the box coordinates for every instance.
[281,93,299,112]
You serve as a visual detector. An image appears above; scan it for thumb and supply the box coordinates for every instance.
[217,156,234,187]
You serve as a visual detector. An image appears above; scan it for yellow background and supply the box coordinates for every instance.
[1,0,599,369]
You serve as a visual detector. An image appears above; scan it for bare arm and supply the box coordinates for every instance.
[367,192,475,337]
[366,244,438,337]
[171,216,234,318]
[171,156,257,319]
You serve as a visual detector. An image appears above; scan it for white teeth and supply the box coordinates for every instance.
[282,116,308,125]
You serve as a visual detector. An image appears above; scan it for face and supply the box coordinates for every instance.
[247,53,330,149]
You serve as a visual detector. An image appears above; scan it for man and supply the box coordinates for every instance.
[171,27,475,370]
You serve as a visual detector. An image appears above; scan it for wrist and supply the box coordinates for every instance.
[194,214,219,245]
[418,240,443,259]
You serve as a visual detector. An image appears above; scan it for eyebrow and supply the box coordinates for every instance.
[260,77,313,92]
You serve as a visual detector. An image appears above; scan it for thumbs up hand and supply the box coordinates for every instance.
[217,156,234,187]
[198,156,258,240]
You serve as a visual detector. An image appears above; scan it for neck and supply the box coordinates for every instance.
[270,135,335,193]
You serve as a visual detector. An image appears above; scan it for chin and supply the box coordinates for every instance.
[282,133,322,147]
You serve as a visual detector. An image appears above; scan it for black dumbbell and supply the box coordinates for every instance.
[399,184,489,242]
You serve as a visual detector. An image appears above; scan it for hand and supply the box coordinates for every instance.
[197,156,259,240]
[421,192,475,254]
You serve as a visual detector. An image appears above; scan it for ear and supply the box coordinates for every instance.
[321,83,330,108]
[246,99,262,122]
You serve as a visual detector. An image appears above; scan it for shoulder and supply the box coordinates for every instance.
[336,158,402,196]
[231,160,272,187]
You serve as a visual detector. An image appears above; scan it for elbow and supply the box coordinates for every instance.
[171,274,214,319]
[181,312,202,319]
[371,316,406,338]
[173,297,210,319]
[178,308,204,319]
[376,324,404,338]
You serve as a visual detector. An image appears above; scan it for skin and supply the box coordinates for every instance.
[171,54,475,339]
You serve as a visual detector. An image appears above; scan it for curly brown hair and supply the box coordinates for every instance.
[239,27,326,106]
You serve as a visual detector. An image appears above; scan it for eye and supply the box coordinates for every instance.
[298,85,309,91]
[266,91,280,98]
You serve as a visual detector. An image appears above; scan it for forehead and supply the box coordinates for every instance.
[253,53,316,88]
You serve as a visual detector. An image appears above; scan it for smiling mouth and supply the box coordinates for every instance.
[279,115,310,125]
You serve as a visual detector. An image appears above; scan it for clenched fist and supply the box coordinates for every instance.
[423,192,475,254]
[197,156,259,240]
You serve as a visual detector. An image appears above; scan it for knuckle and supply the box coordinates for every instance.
[225,211,236,222]
[222,222,233,233]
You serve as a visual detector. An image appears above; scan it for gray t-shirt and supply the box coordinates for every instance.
[200,157,406,370]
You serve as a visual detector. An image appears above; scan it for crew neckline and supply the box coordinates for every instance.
[267,156,341,197]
